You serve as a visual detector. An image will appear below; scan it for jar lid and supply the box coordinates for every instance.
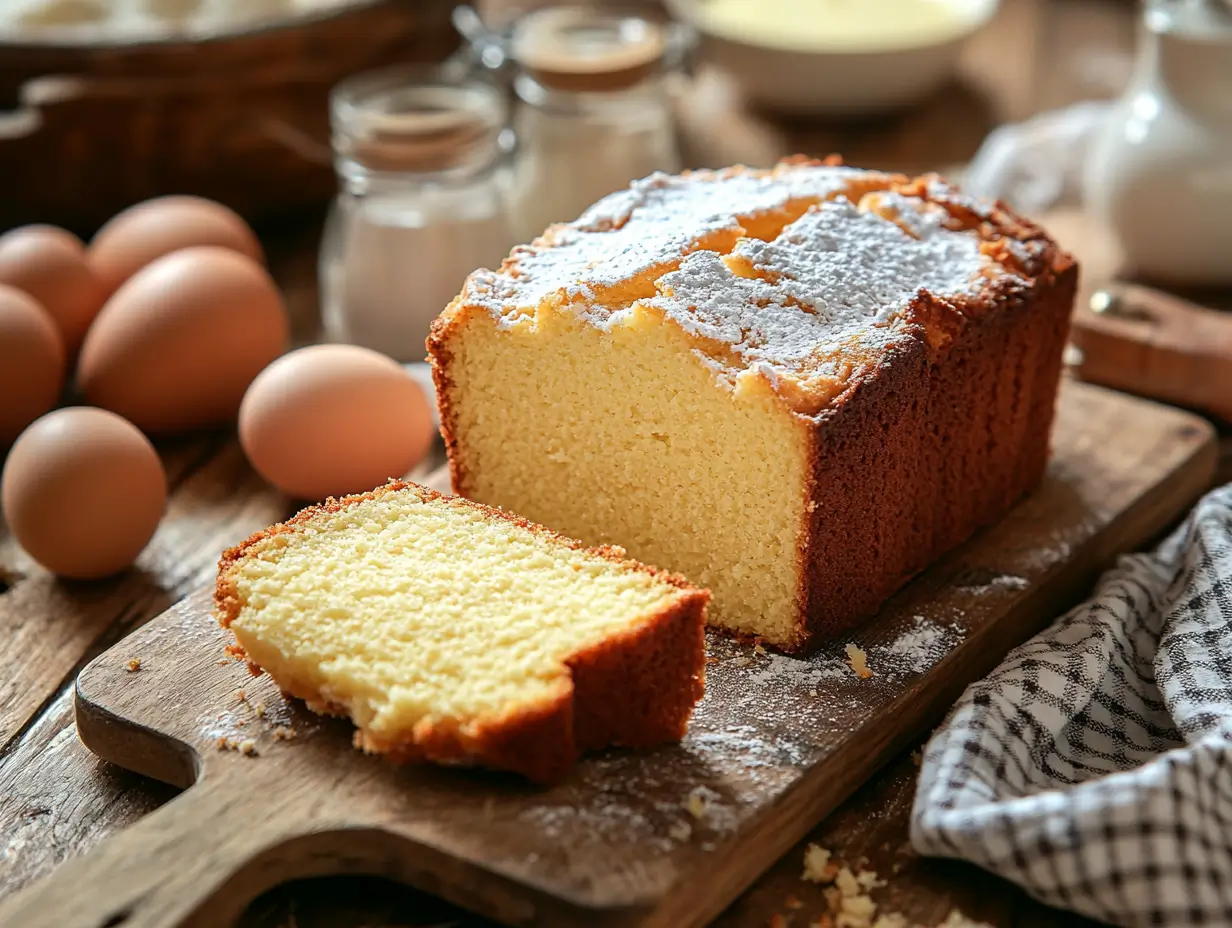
[332,69,506,174]
[510,7,668,92]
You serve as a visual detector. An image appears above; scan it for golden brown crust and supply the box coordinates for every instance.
[790,253,1077,651]
[215,480,709,784]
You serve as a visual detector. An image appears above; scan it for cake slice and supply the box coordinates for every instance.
[215,480,708,783]
[428,157,1077,653]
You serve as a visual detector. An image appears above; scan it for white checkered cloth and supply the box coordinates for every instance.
[912,484,1232,926]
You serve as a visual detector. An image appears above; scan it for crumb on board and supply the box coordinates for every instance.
[669,820,693,842]
[125,658,141,673]
[797,844,986,928]
[753,641,768,655]
[216,736,259,757]
[835,867,861,897]
[857,870,885,892]
[254,701,266,718]
[910,749,923,767]
[271,726,296,741]
[802,844,836,883]
[236,689,246,702]
[217,659,231,666]
[845,643,873,679]
[685,786,710,820]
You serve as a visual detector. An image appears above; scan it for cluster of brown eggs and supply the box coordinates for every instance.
[0,197,435,580]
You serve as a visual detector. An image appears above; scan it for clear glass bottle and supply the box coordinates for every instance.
[503,7,687,241]
[319,67,518,363]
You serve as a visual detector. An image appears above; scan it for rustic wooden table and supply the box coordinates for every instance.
[1,1,1222,926]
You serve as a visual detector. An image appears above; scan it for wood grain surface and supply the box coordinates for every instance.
[0,381,1217,928]
[1,2,1216,925]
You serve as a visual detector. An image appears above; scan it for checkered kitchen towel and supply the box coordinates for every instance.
[912,484,1232,926]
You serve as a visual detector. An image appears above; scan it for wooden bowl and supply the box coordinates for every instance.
[0,0,460,233]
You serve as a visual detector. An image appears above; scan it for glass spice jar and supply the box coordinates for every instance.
[502,6,688,242]
[318,66,518,363]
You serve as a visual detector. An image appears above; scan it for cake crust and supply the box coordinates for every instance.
[215,480,709,784]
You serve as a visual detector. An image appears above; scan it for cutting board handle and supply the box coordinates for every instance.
[1070,283,1232,422]
[0,769,298,928]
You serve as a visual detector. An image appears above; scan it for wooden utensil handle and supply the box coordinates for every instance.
[0,771,293,928]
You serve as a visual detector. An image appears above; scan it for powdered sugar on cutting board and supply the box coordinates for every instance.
[869,616,965,683]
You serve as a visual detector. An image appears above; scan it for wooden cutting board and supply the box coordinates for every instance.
[0,381,1217,928]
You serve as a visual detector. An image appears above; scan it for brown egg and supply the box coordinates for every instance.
[88,195,264,299]
[78,247,289,435]
[239,345,435,501]
[0,285,65,445]
[2,407,167,579]
[0,225,105,355]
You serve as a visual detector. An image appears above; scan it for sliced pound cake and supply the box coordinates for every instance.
[215,481,708,783]
[428,156,1077,653]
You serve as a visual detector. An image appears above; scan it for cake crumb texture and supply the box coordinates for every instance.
[430,157,1076,651]
[215,480,709,783]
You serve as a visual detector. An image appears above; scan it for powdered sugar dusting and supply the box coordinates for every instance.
[957,573,1030,596]
[648,198,988,380]
[455,161,1035,414]
[470,164,871,322]
[869,616,964,682]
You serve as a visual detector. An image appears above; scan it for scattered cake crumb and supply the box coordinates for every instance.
[271,726,296,741]
[785,894,804,910]
[802,844,836,883]
[845,644,872,679]
[754,641,768,655]
[216,735,259,757]
[856,870,885,892]
[669,820,693,842]
[797,845,988,928]
[254,701,266,718]
[236,689,246,702]
[835,867,861,897]
[685,786,710,819]
[910,749,923,767]
[217,658,230,666]
[126,658,141,673]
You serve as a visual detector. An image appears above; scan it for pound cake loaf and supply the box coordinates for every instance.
[428,157,1077,653]
[215,481,708,783]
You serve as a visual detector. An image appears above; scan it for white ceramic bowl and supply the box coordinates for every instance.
[671,0,999,117]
